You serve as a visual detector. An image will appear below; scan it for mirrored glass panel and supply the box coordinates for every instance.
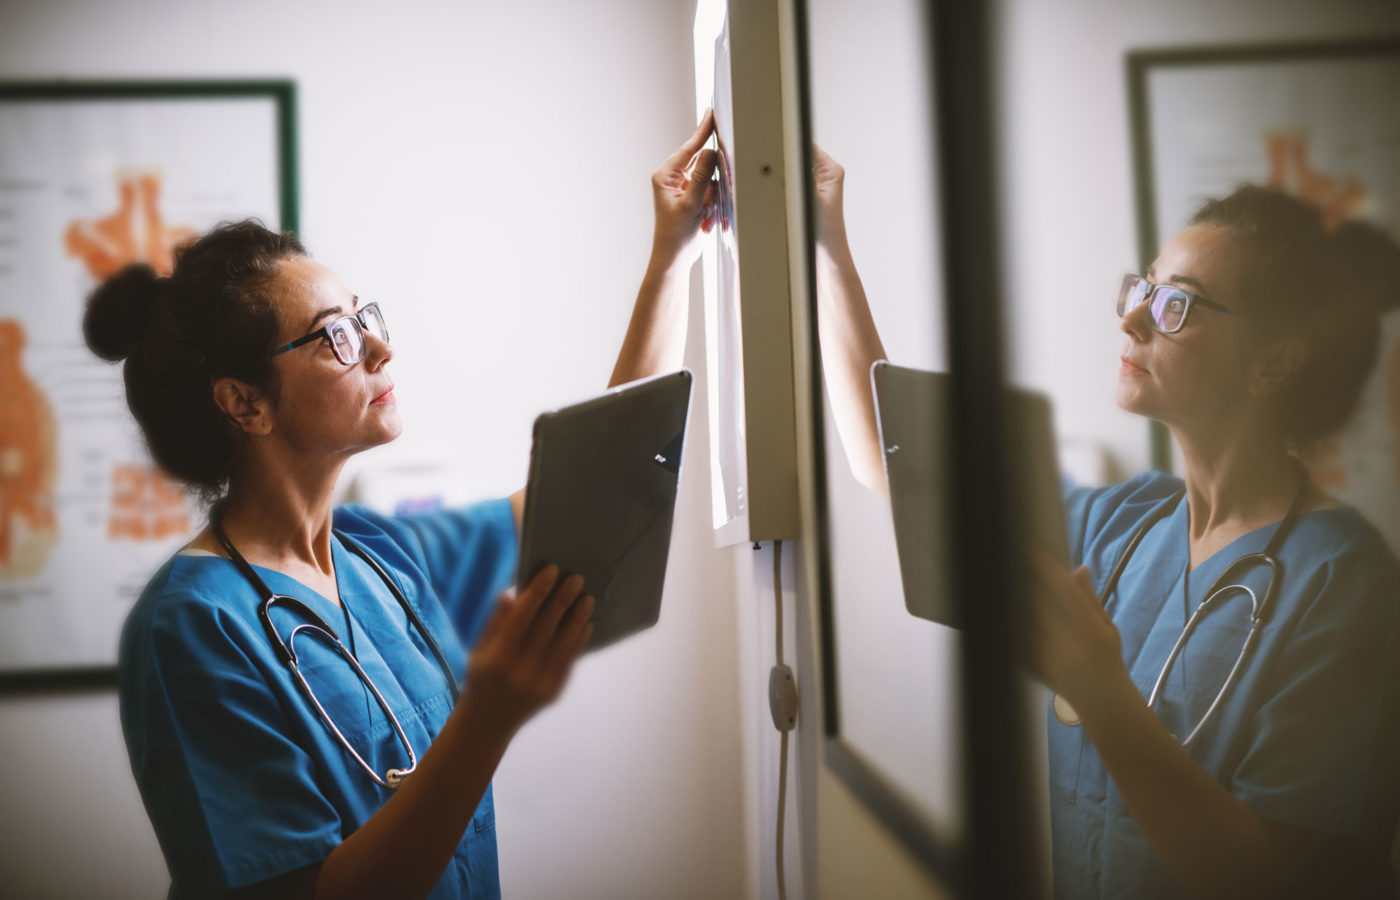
[997,4,1400,896]
[805,0,962,842]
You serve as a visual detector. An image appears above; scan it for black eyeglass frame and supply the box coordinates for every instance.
[269,301,388,365]
[1118,274,1243,334]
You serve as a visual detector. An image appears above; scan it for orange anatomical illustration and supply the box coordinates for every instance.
[108,463,189,542]
[1262,128,1398,491]
[64,170,195,542]
[1265,129,1366,231]
[0,320,60,578]
[64,171,197,280]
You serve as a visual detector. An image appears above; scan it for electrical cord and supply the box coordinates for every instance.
[773,540,788,900]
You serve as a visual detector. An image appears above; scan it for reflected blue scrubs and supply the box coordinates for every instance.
[1049,471,1400,899]
[119,499,516,899]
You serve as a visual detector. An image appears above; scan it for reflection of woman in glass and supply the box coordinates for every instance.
[809,145,889,495]
[89,114,716,899]
[816,153,1400,896]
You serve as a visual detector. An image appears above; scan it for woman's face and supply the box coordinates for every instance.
[264,256,401,456]
[1116,224,1255,434]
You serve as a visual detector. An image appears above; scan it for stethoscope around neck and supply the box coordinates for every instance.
[210,508,459,790]
[1051,466,1309,747]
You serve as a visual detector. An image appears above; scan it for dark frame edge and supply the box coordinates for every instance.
[277,81,300,236]
[931,1,1041,898]
[0,666,117,694]
[1126,36,1400,70]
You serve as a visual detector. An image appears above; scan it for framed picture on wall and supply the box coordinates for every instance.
[1127,39,1400,551]
[0,80,297,688]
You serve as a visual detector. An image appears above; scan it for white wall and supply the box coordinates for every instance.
[729,537,952,900]
[0,1,748,898]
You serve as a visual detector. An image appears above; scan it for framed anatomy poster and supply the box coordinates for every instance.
[0,81,297,686]
[1128,40,1400,553]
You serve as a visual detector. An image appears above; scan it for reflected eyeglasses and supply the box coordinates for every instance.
[270,302,390,366]
[1117,275,1242,335]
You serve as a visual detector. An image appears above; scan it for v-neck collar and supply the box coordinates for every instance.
[254,535,362,655]
[184,532,365,652]
[241,534,347,603]
[1179,500,1297,582]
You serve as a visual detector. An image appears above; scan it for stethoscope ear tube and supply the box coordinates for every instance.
[337,533,461,704]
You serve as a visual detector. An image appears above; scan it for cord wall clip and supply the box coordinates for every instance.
[768,664,797,732]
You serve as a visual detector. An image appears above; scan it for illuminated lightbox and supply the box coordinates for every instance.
[693,0,801,545]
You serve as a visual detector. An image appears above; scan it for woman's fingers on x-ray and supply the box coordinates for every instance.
[669,108,715,168]
[687,147,717,185]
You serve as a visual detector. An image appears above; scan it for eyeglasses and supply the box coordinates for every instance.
[270,302,389,365]
[1117,274,1243,334]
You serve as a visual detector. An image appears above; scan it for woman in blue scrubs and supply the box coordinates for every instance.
[813,157,1400,898]
[86,114,718,899]
[1027,188,1400,899]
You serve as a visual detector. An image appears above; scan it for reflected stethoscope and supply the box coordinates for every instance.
[211,511,458,790]
[1052,465,1310,747]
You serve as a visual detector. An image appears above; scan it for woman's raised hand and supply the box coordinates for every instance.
[461,565,594,740]
[649,109,718,269]
[811,142,848,250]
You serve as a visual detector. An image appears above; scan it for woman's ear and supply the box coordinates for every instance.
[212,376,274,436]
[1248,336,1307,397]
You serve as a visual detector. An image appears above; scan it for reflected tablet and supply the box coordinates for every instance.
[516,370,693,652]
[872,362,1068,626]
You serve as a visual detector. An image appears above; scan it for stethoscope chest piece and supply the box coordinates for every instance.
[1052,692,1082,727]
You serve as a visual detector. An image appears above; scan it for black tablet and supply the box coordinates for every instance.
[872,361,1068,626]
[515,370,693,652]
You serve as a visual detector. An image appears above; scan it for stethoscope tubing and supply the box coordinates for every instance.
[211,509,458,790]
[284,623,421,789]
[1053,466,1307,746]
[1144,574,1268,746]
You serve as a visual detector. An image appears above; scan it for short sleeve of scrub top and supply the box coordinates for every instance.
[1049,471,1400,899]
[118,497,517,900]
[1229,546,1400,841]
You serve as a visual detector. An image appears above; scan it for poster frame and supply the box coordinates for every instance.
[0,78,297,692]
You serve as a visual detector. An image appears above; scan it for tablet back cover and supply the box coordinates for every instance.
[517,371,692,651]
[873,363,1067,627]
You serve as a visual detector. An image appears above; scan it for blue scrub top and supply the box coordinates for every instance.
[119,498,517,899]
[1049,471,1400,899]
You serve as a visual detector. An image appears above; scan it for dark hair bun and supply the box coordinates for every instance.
[81,221,304,506]
[1331,217,1400,316]
[83,263,162,362]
